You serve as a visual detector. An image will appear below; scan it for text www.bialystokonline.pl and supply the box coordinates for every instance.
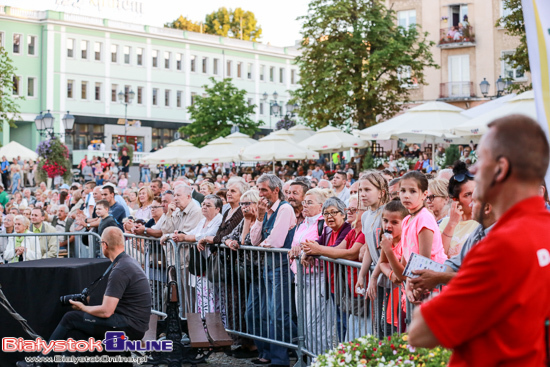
[25,355,148,364]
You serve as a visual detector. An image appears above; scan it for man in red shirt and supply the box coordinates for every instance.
[409,114,550,366]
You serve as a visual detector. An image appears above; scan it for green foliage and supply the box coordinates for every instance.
[165,7,262,42]
[164,15,202,32]
[36,137,72,182]
[291,0,438,130]
[0,47,23,130]
[362,148,375,170]
[443,145,460,168]
[117,143,134,164]
[496,0,531,93]
[181,77,259,147]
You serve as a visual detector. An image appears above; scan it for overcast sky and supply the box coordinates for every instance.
[5,0,310,47]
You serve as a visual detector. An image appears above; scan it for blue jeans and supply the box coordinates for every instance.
[264,263,296,365]
[141,168,151,183]
[246,273,270,360]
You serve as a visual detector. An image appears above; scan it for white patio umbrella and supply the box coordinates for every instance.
[453,91,536,137]
[141,139,198,165]
[224,131,258,147]
[270,129,294,141]
[288,124,315,142]
[0,141,38,161]
[181,137,243,164]
[241,135,319,172]
[298,125,368,153]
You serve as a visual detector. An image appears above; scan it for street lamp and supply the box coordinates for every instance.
[479,78,490,97]
[62,111,75,131]
[34,110,75,139]
[118,88,135,144]
[496,75,506,97]
[262,91,281,130]
[479,76,507,99]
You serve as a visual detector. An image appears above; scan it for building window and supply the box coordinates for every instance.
[12,76,19,95]
[397,66,418,88]
[291,70,296,84]
[136,48,143,66]
[152,88,158,105]
[67,38,74,58]
[213,58,219,75]
[502,51,525,80]
[237,62,242,78]
[500,0,513,18]
[13,34,21,54]
[247,98,253,106]
[81,81,88,99]
[67,80,74,98]
[247,63,253,79]
[124,46,130,64]
[165,51,171,69]
[190,55,196,72]
[28,36,36,55]
[152,50,158,67]
[227,61,232,77]
[260,65,265,81]
[177,91,182,107]
[95,83,101,101]
[165,90,171,106]
[202,57,208,73]
[269,67,275,82]
[191,92,197,105]
[27,77,35,97]
[111,84,117,102]
[94,42,101,61]
[111,44,118,63]
[259,102,264,115]
[176,53,182,70]
[279,68,284,83]
[397,10,416,28]
[137,87,143,104]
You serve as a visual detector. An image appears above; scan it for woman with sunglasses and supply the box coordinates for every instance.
[426,178,450,224]
[439,161,478,258]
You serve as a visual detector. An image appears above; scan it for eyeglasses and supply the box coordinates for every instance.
[301,200,317,206]
[150,205,163,210]
[426,195,445,202]
[346,207,358,214]
[322,210,341,218]
[101,240,108,247]
[240,202,253,207]
[451,172,475,183]
[163,190,174,195]
[201,204,214,208]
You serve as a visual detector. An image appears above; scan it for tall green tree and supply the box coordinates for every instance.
[165,7,262,42]
[0,47,22,130]
[497,0,531,93]
[164,15,202,32]
[181,77,260,147]
[291,0,437,130]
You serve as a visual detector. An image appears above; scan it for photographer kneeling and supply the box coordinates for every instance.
[18,227,151,367]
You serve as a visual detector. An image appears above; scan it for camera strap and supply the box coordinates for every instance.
[87,251,125,294]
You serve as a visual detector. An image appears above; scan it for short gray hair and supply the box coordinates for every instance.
[174,184,192,196]
[204,194,223,211]
[257,174,284,201]
[318,179,333,189]
[322,197,347,216]
[227,176,250,195]
[14,215,30,229]
[305,188,330,205]
[58,205,69,213]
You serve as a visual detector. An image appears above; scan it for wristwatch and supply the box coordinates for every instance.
[144,228,148,236]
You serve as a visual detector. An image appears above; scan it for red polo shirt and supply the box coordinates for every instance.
[421,196,550,366]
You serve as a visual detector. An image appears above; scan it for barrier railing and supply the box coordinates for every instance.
[0,231,103,263]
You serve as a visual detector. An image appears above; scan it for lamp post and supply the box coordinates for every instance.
[118,88,135,144]
[479,76,506,99]
[34,110,75,139]
[262,91,281,130]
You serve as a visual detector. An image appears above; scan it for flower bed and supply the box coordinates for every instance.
[311,334,451,367]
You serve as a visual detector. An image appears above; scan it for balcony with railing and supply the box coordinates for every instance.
[438,25,475,48]
[439,82,475,99]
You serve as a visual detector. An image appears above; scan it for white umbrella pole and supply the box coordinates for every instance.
[273,159,275,174]
[432,137,436,171]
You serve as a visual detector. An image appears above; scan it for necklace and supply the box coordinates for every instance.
[409,205,424,218]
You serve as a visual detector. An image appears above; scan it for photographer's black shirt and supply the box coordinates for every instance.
[104,252,151,333]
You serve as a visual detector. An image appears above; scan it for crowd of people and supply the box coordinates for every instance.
[3,116,550,366]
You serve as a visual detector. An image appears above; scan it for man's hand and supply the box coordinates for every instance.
[257,198,269,220]
[69,299,85,311]
[134,225,145,236]
[409,269,442,293]
[167,202,176,216]
[123,220,135,233]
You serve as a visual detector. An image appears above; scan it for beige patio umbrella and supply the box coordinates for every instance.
[270,129,294,141]
[242,135,319,172]
[0,141,38,161]
[141,139,198,165]
[288,124,315,142]
[299,125,368,153]
[453,91,536,137]
[182,137,243,164]
[224,131,258,147]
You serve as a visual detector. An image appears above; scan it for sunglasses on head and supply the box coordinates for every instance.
[452,172,475,183]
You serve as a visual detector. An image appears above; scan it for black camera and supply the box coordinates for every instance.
[60,288,89,306]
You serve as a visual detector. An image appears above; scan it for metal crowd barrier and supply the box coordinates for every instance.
[0,231,103,263]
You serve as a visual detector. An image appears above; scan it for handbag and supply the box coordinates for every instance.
[206,249,230,284]
[188,246,207,276]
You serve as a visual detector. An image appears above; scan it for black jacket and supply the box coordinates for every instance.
[192,190,205,204]
[98,215,119,236]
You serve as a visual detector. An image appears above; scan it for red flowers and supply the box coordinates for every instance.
[42,160,67,178]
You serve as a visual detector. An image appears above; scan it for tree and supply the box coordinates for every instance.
[291,0,437,130]
[496,0,531,93]
[181,77,260,147]
[0,47,23,130]
[165,7,262,42]
[164,15,202,32]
